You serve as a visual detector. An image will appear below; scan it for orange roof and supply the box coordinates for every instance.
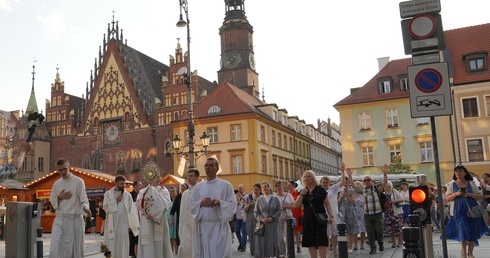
[335,23,490,107]
[23,167,132,188]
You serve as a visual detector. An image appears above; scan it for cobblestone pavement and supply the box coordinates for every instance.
[0,232,489,257]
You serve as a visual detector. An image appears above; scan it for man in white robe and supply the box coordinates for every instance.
[178,168,200,257]
[189,157,237,258]
[103,175,139,258]
[49,158,91,258]
[136,180,173,258]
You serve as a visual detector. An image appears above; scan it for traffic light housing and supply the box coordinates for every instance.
[409,185,431,224]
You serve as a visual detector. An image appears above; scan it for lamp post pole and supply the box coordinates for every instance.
[177,0,196,168]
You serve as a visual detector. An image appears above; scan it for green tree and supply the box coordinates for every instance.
[388,155,414,174]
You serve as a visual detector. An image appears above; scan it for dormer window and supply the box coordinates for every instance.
[377,77,393,94]
[399,76,408,91]
[463,51,488,75]
[272,110,277,121]
[208,105,222,115]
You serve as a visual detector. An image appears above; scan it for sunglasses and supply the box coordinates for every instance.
[363,179,371,182]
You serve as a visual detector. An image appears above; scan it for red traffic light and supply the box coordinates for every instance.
[411,189,427,204]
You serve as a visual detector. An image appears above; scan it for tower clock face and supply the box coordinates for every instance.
[224,51,242,69]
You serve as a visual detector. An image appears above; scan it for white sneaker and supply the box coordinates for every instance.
[348,249,353,253]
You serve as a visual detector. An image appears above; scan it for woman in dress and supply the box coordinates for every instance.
[383,181,403,248]
[399,182,411,227]
[245,183,261,257]
[286,180,303,253]
[254,182,284,258]
[166,187,178,255]
[274,180,293,252]
[445,165,489,258]
[352,181,366,250]
[337,176,359,252]
[293,170,334,258]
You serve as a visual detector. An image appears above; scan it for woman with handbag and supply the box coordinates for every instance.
[445,165,489,258]
[293,170,334,258]
[254,182,285,258]
[382,181,403,248]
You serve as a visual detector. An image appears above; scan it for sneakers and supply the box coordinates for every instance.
[379,244,384,252]
[369,249,376,255]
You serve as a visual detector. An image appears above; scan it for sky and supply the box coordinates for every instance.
[1,0,489,126]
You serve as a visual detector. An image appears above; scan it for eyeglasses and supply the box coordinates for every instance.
[363,179,371,182]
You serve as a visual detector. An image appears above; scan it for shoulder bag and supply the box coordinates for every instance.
[305,190,329,226]
[254,197,273,236]
[465,197,485,219]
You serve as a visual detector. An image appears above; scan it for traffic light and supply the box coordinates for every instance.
[409,185,431,224]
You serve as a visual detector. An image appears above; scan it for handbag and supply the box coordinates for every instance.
[254,196,273,236]
[254,221,265,236]
[305,190,329,226]
[375,187,388,212]
[465,197,485,218]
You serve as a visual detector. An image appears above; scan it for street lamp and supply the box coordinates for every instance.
[172,132,210,163]
[175,0,200,168]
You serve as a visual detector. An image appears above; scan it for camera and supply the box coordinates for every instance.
[459,188,466,193]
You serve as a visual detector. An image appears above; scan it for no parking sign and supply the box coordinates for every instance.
[408,62,452,118]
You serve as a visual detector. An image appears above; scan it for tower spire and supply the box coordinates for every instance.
[25,60,39,115]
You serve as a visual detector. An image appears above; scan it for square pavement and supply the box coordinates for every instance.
[0,232,489,257]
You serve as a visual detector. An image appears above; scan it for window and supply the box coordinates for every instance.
[469,58,485,71]
[38,157,44,172]
[389,144,401,164]
[82,155,91,169]
[165,141,172,154]
[462,97,479,118]
[420,142,433,162]
[417,117,430,125]
[359,112,371,130]
[277,133,282,148]
[379,81,391,94]
[386,109,399,128]
[362,146,374,167]
[464,52,488,74]
[282,115,286,125]
[261,155,267,174]
[486,95,490,117]
[467,139,484,162]
[283,135,287,150]
[132,150,142,172]
[117,151,126,173]
[208,127,218,143]
[279,158,284,178]
[400,77,408,91]
[260,126,265,142]
[231,124,241,141]
[273,157,278,176]
[289,138,293,152]
[272,110,277,121]
[232,155,243,174]
[208,105,222,115]
[271,130,276,147]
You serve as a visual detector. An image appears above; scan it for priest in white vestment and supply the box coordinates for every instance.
[136,181,173,258]
[103,175,139,258]
[49,158,91,258]
[178,168,200,257]
[189,157,237,258]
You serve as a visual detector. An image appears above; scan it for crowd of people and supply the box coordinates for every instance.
[5,152,483,258]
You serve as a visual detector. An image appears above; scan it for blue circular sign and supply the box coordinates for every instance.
[415,68,443,93]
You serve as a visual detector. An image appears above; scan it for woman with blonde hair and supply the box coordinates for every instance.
[293,170,334,258]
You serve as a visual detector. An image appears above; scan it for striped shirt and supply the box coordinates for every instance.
[363,185,383,215]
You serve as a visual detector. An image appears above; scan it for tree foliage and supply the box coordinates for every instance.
[388,155,414,174]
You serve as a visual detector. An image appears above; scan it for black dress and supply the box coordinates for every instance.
[301,185,329,247]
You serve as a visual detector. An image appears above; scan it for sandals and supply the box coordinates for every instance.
[296,247,301,253]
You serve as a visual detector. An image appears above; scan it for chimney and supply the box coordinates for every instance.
[377,57,390,71]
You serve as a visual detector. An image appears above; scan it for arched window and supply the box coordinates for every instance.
[117,151,126,173]
[132,150,142,172]
[82,155,90,169]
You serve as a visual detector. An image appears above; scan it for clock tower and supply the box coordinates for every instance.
[217,0,259,98]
